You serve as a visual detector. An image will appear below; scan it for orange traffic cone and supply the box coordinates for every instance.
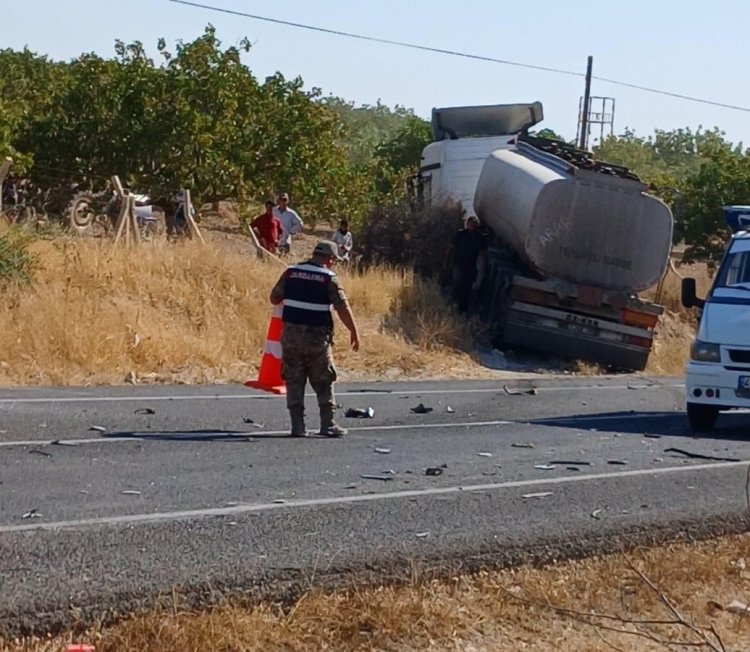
[245,305,286,395]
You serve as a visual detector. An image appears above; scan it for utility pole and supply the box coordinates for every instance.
[578,55,593,150]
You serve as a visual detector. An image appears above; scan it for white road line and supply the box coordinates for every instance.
[0,459,745,534]
[0,382,683,405]
[0,419,513,449]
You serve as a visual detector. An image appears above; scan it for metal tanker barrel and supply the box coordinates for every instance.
[473,143,673,293]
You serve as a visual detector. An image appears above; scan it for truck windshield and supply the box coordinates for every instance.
[714,249,750,290]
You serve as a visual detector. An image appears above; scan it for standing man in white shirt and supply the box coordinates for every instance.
[331,219,353,261]
[273,192,304,255]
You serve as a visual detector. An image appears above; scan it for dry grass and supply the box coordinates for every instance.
[0,232,480,386]
[5,534,750,651]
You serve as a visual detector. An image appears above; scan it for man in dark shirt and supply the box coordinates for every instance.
[450,215,488,314]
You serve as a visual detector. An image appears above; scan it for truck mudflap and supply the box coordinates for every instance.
[502,301,653,371]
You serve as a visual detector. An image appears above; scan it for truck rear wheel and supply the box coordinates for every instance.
[686,403,719,432]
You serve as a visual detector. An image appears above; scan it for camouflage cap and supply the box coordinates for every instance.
[313,240,342,260]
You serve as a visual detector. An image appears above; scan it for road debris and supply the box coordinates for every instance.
[22,509,42,519]
[512,442,535,449]
[273,499,287,504]
[89,425,107,432]
[345,407,375,418]
[533,464,556,471]
[411,403,433,414]
[425,467,444,476]
[446,406,455,413]
[522,491,553,499]
[350,388,392,393]
[29,449,52,457]
[504,383,538,396]
[477,452,493,458]
[549,460,591,466]
[664,447,740,462]
[51,440,77,447]
[607,460,628,465]
[242,418,266,429]
[374,447,391,454]
[643,434,662,439]
[627,380,655,390]
[134,408,156,415]
[360,474,394,481]
[415,532,430,538]
[121,490,142,496]
[591,508,603,520]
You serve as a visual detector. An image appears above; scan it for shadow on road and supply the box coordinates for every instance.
[529,410,750,443]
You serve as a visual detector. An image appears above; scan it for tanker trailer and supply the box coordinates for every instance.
[417,103,674,370]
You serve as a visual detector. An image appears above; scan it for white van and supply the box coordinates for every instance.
[682,206,750,431]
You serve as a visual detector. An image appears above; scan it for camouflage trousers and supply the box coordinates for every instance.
[281,324,337,413]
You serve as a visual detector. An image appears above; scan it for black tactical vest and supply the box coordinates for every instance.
[282,262,335,327]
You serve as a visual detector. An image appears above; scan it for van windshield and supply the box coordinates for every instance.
[714,249,750,289]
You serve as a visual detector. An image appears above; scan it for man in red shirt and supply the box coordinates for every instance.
[251,200,283,253]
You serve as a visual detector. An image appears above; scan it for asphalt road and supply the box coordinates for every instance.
[1,376,750,635]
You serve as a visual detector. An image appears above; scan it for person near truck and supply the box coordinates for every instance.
[251,200,282,253]
[269,240,361,438]
[449,215,489,314]
[331,219,353,261]
[273,192,304,255]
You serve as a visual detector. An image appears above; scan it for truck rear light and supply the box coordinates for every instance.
[621,308,659,329]
[625,334,653,349]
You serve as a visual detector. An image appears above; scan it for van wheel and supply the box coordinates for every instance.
[686,403,719,432]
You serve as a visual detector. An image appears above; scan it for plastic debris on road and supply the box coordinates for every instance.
[415,532,430,538]
[522,492,553,499]
[534,464,555,470]
[664,447,740,462]
[446,406,455,413]
[121,490,142,496]
[361,474,394,481]
[425,467,443,476]
[512,442,535,449]
[477,452,493,458]
[374,447,391,454]
[89,425,106,432]
[607,460,628,465]
[134,408,156,415]
[345,407,375,418]
[504,383,538,396]
[410,403,433,414]
[591,508,603,520]
[22,509,42,519]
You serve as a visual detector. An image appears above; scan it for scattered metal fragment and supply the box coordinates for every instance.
[522,491,553,499]
[607,460,628,465]
[360,474,394,481]
[134,408,156,415]
[512,442,535,449]
[121,490,142,496]
[89,425,107,432]
[29,449,52,457]
[425,467,443,476]
[477,452,493,458]
[549,460,591,466]
[446,406,455,413]
[410,403,433,414]
[664,447,740,462]
[374,447,391,454]
[22,510,41,519]
[591,508,603,520]
[534,464,555,471]
[503,384,538,396]
[345,407,375,418]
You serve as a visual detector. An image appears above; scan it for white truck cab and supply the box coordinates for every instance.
[682,206,750,431]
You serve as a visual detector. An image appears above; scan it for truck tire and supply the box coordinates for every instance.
[686,403,719,432]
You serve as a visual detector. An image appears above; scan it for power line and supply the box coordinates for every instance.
[167,0,750,114]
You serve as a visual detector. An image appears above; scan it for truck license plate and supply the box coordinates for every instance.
[738,376,750,390]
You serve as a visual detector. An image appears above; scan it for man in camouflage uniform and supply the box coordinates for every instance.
[270,240,360,437]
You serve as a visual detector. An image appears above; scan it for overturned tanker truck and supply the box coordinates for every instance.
[415,102,674,370]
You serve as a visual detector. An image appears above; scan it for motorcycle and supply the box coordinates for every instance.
[66,188,165,238]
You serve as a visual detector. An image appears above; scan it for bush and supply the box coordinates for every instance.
[0,229,38,285]
[357,201,463,276]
